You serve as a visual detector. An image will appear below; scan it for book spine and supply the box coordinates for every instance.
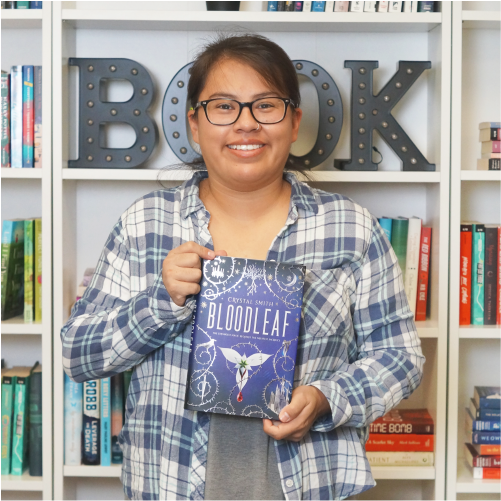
[471,432,501,445]
[28,370,42,476]
[1,376,15,474]
[16,1,30,7]
[417,1,434,12]
[302,0,312,10]
[64,373,83,466]
[498,227,501,325]
[285,1,295,10]
[377,1,389,12]
[10,376,29,475]
[111,374,123,464]
[1,72,10,167]
[22,66,34,168]
[484,227,498,325]
[82,380,100,465]
[473,467,501,480]
[30,1,43,7]
[391,218,409,283]
[311,1,325,11]
[460,224,473,325]
[34,219,42,322]
[477,444,501,455]
[1,220,14,318]
[363,1,376,12]
[388,1,402,12]
[378,218,393,242]
[2,221,24,320]
[10,66,23,168]
[365,434,434,452]
[411,0,418,11]
[471,224,485,325]
[33,66,41,168]
[472,419,501,432]
[366,451,434,466]
[473,455,501,467]
[100,378,111,467]
[350,1,364,12]
[369,421,434,434]
[267,1,278,10]
[415,227,431,321]
[403,1,412,12]
[277,1,286,10]
[24,220,34,323]
[334,1,349,11]
[325,0,334,11]
[294,1,303,10]
[404,218,422,316]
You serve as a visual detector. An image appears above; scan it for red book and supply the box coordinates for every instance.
[473,467,501,479]
[365,434,434,452]
[465,443,501,468]
[460,224,473,325]
[498,227,501,325]
[369,409,434,435]
[471,443,501,455]
[415,227,431,321]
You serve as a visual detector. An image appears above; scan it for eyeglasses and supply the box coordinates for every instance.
[193,97,296,126]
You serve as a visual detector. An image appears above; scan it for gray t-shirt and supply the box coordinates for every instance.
[204,413,286,500]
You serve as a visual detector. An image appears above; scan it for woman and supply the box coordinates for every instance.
[61,33,425,500]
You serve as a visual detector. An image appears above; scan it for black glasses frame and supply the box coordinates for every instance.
[193,97,296,126]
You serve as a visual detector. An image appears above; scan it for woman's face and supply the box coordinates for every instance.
[187,58,302,191]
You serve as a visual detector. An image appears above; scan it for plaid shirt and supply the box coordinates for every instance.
[61,170,424,500]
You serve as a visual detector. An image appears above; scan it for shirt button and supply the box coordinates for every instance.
[285,479,294,488]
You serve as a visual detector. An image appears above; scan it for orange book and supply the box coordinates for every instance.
[460,224,473,325]
[472,467,501,480]
[415,227,431,321]
[470,443,501,455]
[365,434,434,452]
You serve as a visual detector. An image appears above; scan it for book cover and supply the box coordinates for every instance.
[369,409,434,434]
[388,1,403,12]
[470,442,501,455]
[24,219,34,323]
[334,1,349,11]
[302,0,312,11]
[465,430,500,445]
[28,363,42,476]
[481,141,501,154]
[498,227,501,325]
[466,408,500,432]
[464,443,501,468]
[472,466,501,479]
[267,0,278,9]
[22,65,34,168]
[366,451,434,466]
[10,367,31,475]
[460,223,473,325]
[64,373,82,466]
[1,71,10,167]
[365,433,434,452]
[82,380,100,465]
[100,378,111,467]
[474,387,501,410]
[33,66,41,168]
[479,128,500,142]
[417,1,434,12]
[391,217,409,284]
[111,374,123,464]
[349,1,364,12]
[34,218,42,322]
[484,226,498,325]
[415,226,431,321]
[363,1,377,12]
[294,1,303,10]
[185,257,305,420]
[378,217,392,242]
[325,1,334,11]
[404,216,422,316]
[10,66,22,168]
[377,1,389,12]
[471,223,485,325]
[477,158,500,170]
[470,398,501,421]
[1,369,17,474]
[312,1,325,11]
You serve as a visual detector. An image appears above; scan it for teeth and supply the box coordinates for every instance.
[227,144,264,150]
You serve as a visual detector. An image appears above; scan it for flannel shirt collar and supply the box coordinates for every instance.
[179,169,319,220]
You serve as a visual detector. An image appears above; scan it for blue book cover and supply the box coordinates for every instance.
[82,380,100,465]
[267,1,278,10]
[471,224,485,325]
[64,373,82,466]
[470,398,501,421]
[312,1,325,11]
[466,408,500,431]
[467,430,501,445]
[185,257,305,420]
[475,386,501,410]
[30,1,43,7]
[100,378,111,466]
[10,66,22,168]
[378,217,393,243]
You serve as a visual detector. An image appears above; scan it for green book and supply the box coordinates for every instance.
[471,223,485,325]
[1,219,25,320]
[34,218,42,322]
[24,219,35,323]
[15,1,30,8]
[390,217,409,284]
[1,369,17,475]
[28,364,42,476]
[10,366,31,475]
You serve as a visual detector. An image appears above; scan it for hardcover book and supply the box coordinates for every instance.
[465,430,500,445]
[111,373,123,464]
[369,408,434,435]
[1,369,17,474]
[365,433,434,452]
[465,408,500,432]
[460,223,473,325]
[33,66,42,168]
[82,380,100,465]
[185,257,305,420]
[11,366,31,475]
[1,70,10,168]
[464,443,501,468]
[22,65,34,168]
[471,223,485,325]
[10,66,22,168]
[100,378,111,467]
[474,386,501,409]
[470,398,501,421]
[404,216,422,316]
[477,158,500,170]
[64,372,82,466]
[470,443,500,455]
[484,225,498,325]
[28,363,42,476]
[366,451,434,466]
[472,467,501,480]
[415,226,431,321]
[391,217,409,283]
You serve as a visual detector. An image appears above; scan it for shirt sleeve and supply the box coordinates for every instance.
[308,215,425,433]
[60,216,196,383]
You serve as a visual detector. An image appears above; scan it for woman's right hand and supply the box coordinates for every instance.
[162,242,227,307]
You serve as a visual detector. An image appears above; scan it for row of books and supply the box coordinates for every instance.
[459,223,500,326]
[64,371,132,466]
[1,66,43,169]
[0,1,42,7]
[1,362,43,476]
[378,216,431,321]
[1,218,42,322]
[267,1,436,12]
[464,386,500,480]
[477,122,500,171]
[366,409,434,466]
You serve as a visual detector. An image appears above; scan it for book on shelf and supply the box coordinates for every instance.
[460,223,473,326]
[349,1,363,12]
[82,380,100,465]
[479,127,500,143]
[22,65,33,168]
[325,1,334,11]
[390,217,408,284]
[267,1,278,10]
[417,1,435,12]
[404,216,422,317]
[284,1,295,11]
[34,218,42,322]
[498,226,501,325]
[470,398,501,421]
[100,378,111,467]
[474,386,501,410]
[388,1,403,13]
[10,66,22,168]
[484,226,498,325]
[481,141,501,155]
[28,363,42,476]
[64,372,83,466]
[111,374,124,464]
[472,466,501,480]
[294,2,304,11]
[366,451,434,466]
[477,158,500,170]
[470,442,501,455]
[302,1,312,11]
[415,226,431,322]
[33,66,41,168]
[378,217,392,242]
[1,70,10,168]
[369,409,434,434]
[31,1,43,7]
[1,368,17,474]
[363,1,377,12]
[465,430,500,446]
[481,152,501,159]
[185,257,305,420]
[377,1,389,12]
[334,1,349,11]
[365,433,434,452]
[465,407,500,432]
[471,223,485,325]
[312,1,325,11]
[23,219,35,323]
[16,1,30,8]
[464,443,500,468]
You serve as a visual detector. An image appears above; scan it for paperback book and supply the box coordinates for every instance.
[185,257,305,420]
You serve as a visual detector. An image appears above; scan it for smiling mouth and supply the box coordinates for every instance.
[227,144,265,151]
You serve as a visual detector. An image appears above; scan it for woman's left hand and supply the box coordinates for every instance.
[262,385,331,442]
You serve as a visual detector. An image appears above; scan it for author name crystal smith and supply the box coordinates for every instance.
[227,297,276,307]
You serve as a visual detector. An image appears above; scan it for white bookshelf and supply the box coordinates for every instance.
[0,3,53,500]
[447,2,501,499]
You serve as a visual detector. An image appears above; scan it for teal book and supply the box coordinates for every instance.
[471,223,485,325]
[28,364,42,476]
[391,218,409,284]
[22,66,34,168]
[24,219,35,323]
[100,378,111,466]
[1,369,17,474]
[10,366,31,475]
[378,217,393,243]
[111,374,123,464]
[64,372,82,466]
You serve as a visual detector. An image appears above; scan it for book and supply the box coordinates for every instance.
[185,257,305,420]
[100,378,111,467]
[294,2,303,11]
[22,65,34,168]
[64,373,83,466]
[470,398,501,421]
[388,1,403,12]
[466,408,500,432]
[16,1,30,8]
[391,217,409,284]
[498,226,501,325]
[366,451,434,466]
[82,380,100,465]
[470,442,501,455]
[302,0,312,11]
[325,1,334,11]
[30,1,43,7]
[363,1,377,12]
[34,218,42,322]
[460,224,473,325]
[481,152,501,159]
[28,363,42,476]
[1,368,17,474]
[285,1,295,10]
[1,70,10,167]
[481,141,501,154]
[403,1,412,12]
[377,1,389,12]
[24,219,35,323]
[479,128,500,142]
[474,386,501,409]
[464,443,500,468]
[33,66,41,168]
[471,223,485,325]
[111,374,123,464]
[484,226,498,325]
[472,466,501,479]
[477,158,500,170]
[417,1,434,12]
[378,217,392,242]
[267,1,278,10]
[404,216,422,316]
[10,66,22,168]
[1,219,25,320]
[465,430,500,445]
[365,434,434,452]
[369,409,434,434]
[334,1,349,11]
[311,1,325,11]
[277,1,285,11]
[349,1,364,12]
[415,226,431,321]
[479,121,501,129]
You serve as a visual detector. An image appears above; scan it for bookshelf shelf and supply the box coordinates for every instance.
[458,325,501,339]
[460,170,501,181]
[462,10,501,30]
[1,168,43,179]
[1,316,43,335]
[456,460,501,494]
[371,466,435,480]
[1,472,44,492]
[415,319,439,338]
[64,465,122,478]
[0,9,43,29]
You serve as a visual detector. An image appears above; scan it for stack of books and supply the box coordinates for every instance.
[366,409,434,466]
[1,218,42,322]
[459,222,500,326]
[464,386,500,480]
[0,2,42,8]
[378,216,432,321]
[1,66,42,169]
[477,122,501,171]
[267,1,436,12]
[1,362,43,476]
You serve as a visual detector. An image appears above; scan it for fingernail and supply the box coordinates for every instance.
[208,251,214,258]
[279,411,290,423]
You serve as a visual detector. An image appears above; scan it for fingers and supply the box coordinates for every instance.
[170,241,215,260]
[263,404,314,442]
